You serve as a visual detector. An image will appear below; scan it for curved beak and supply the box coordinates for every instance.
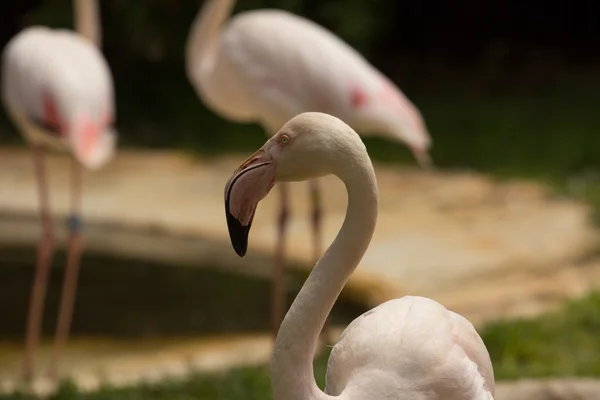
[70,115,116,170]
[410,146,434,170]
[224,148,276,257]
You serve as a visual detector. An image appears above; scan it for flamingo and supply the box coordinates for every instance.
[186,0,432,340]
[1,0,116,381]
[224,112,493,400]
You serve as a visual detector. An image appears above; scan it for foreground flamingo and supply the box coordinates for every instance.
[224,112,493,400]
[1,0,116,380]
[187,0,432,340]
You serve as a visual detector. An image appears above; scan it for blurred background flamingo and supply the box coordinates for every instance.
[185,0,432,341]
[1,0,116,381]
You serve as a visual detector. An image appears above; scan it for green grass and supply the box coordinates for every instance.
[482,291,600,379]
[4,353,330,400]
[0,348,331,400]
[3,292,600,400]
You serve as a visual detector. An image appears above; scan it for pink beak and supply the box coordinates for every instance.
[224,148,277,257]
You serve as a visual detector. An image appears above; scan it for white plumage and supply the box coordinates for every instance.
[326,296,495,400]
[224,112,493,400]
[188,5,430,153]
[2,26,116,169]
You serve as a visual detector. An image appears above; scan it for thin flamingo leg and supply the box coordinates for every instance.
[22,145,55,381]
[272,183,289,340]
[309,180,332,345]
[48,158,84,380]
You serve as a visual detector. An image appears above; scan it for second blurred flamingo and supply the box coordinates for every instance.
[185,0,432,341]
[2,0,116,381]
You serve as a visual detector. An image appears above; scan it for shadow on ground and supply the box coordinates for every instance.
[0,247,367,338]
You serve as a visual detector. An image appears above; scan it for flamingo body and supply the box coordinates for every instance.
[2,26,116,169]
[326,296,494,399]
[188,8,430,151]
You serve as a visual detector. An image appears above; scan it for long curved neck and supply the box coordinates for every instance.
[271,154,379,400]
[185,0,236,81]
[74,0,101,47]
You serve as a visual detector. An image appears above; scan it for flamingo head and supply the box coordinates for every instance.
[353,80,433,169]
[369,102,432,169]
[224,112,365,256]
[69,112,117,170]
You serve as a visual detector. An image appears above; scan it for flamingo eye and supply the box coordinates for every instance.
[280,134,290,145]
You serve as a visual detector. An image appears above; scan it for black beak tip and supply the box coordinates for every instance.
[226,209,249,258]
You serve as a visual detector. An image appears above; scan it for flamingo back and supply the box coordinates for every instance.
[325,296,495,400]
[2,26,116,169]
